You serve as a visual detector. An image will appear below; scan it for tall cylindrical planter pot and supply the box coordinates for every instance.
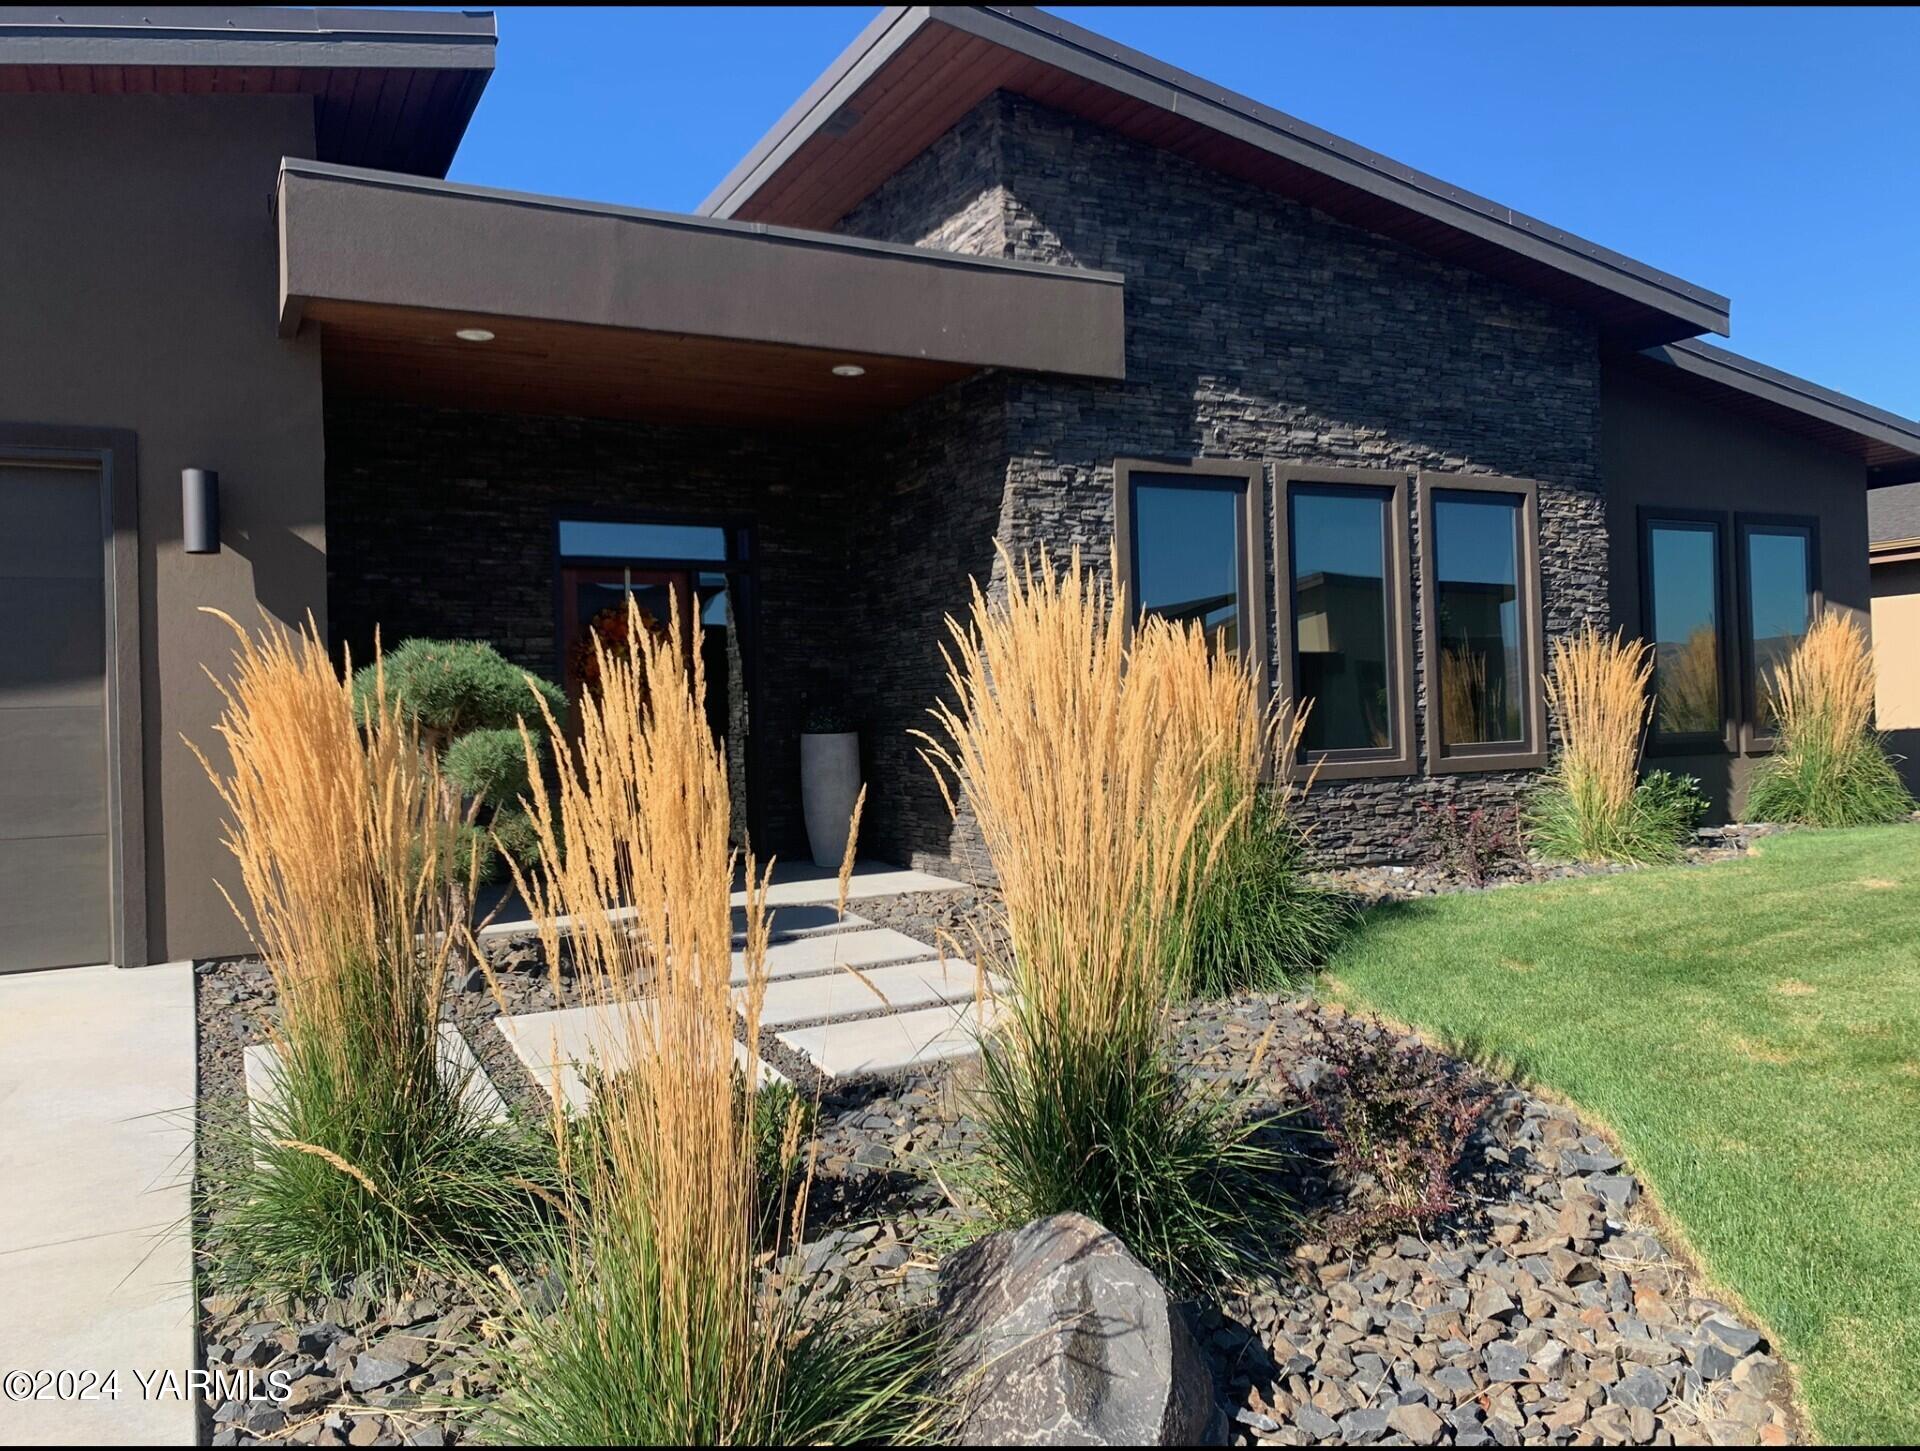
[801,731,862,869]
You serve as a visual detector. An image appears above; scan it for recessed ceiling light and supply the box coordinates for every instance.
[831,364,866,378]
[455,327,496,343]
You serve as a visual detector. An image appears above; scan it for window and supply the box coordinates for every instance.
[1114,459,1266,667]
[1418,474,1546,771]
[1642,515,1727,746]
[1275,466,1416,778]
[1739,516,1819,747]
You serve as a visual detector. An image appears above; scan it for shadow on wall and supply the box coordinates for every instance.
[1886,728,1920,799]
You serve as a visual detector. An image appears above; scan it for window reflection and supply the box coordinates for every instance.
[1647,521,1722,737]
[1131,477,1244,656]
[1290,486,1393,753]
[1432,492,1524,746]
[1745,527,1812,730]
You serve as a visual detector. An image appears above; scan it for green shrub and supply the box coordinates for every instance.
[353,638,565,742]
[1528,768,1703,866]
[1746,739,1913,828]
[1181,793,1354,997]
[444,725,539,803]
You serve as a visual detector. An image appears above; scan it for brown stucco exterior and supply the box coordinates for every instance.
[1602,364,1873,817]
[0,95,329,962]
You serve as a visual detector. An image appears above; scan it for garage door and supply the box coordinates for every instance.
[0,461,112,972]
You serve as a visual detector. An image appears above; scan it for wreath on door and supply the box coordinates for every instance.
[569,601,672,703]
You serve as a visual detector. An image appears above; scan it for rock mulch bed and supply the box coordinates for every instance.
[1316,824,1789,905]
[193,936,1797,1446]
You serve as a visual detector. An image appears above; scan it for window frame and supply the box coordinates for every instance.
[1637,508,1737,756]
[1112,457,1268,694]
[1416,472,1549,773]
[1734,512,1822,755]
[1273,465,1418,781]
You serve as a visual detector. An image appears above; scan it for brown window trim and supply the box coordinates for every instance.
[1273,465,1418,781]
[1417,472,1549,774]
[1734,512,1822,756]
[1639,508,1738,757]
[1112,457,1269,698]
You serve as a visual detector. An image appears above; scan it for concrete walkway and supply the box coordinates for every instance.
[0,962,198,1446]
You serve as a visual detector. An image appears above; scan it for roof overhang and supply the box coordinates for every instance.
[278,159,1125,427]
[0,6,495,175]
[1873,538,1920,566]
[1622,340,1920,487]
[701,5,1729,349]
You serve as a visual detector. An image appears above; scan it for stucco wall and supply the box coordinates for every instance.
[1601,366,1872,817]
[838,92,1608,864]
[0,96,328,962]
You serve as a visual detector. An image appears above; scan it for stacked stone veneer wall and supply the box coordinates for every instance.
[838,92,1609,864]
[325,399,862,856]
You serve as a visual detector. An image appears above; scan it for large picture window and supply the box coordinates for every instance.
[1641,515,1727,747]
[1114,458,1266,669]
[1417,474,1546,771]
[1275,466,1416,778]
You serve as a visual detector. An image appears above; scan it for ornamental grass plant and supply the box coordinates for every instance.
[918,549,1293,1291]
[191,612,548,1293]
[486,598,930,1446]
[1745,611,1913,827]
[1130,616,1351,996]
[1528,623,1698,864]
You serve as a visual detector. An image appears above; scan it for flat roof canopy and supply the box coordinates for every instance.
[0,7,495,175]
[702,5,1729,350]
[279,160,1125,427]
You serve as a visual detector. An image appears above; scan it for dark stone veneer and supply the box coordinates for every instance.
[327,89,1609,878]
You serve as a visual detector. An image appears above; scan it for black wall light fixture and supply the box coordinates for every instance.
[182,468,220,554]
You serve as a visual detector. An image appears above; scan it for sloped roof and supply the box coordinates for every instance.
[701,5,1729,348]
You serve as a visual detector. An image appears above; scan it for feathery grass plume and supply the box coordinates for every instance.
[1130,616,1350,996]
[1746,611,1914,827]
[835,783,866,922]
[490,596,931,1445]
[918,547,1294,1290]
[190,610,547,1291]
[1528,623,1697,864]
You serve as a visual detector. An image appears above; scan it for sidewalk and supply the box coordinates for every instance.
[0,961,198,1446]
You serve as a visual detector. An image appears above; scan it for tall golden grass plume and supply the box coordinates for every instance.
[1543,622,1652,826]
[1765,610,1877,747]
[502,593,783,1440]
[189,608,460,1088]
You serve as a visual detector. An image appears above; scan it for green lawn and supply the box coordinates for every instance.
[1323,824,1920,1446]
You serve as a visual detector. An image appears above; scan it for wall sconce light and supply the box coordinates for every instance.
[182,468,220,554]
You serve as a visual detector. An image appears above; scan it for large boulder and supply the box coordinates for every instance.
[938,1211,1226,1445]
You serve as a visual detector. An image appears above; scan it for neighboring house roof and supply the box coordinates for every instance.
[1870,482,1920,560]
[277,159,1124,427]
[0,6,496,175]
[700,4,1730,349]
[1624,340,1920,488]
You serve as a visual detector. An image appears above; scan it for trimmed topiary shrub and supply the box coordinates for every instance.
[352,639,565,883]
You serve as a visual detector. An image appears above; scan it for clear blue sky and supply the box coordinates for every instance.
[445,6,1920,416]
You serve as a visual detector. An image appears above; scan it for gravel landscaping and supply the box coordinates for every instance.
[193,909,1798,1447]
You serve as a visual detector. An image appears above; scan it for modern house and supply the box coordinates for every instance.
[6,5,1920,973]
[1870,482,1920,793]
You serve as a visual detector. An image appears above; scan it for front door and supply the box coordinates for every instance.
[558,566,694,699]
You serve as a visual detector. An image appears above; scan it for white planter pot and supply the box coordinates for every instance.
[801,731,862,869]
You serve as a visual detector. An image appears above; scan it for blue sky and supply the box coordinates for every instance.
[447,6,1920,415]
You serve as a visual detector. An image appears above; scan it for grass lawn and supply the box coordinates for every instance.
[1323,823,1920,1446]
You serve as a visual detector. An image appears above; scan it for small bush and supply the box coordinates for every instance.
[1416,800,1523,888]
[1635,769,1708,839]
[443,725,538,803]
[192,613,550,1293]
[1185,793,1354,996]
[1304,1013,1494,1244]
[1744,613,1915,827]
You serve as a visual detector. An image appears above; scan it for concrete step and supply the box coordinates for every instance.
[731,927,939,986]
[742,957,997,1030]
[494,1001,782,1114]
[775,997,1002,1079]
